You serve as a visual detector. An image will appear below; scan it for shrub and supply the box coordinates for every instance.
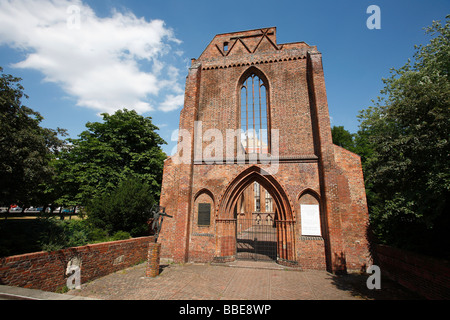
[63,220,89,247]
[87,176,155,237]
[37,217,67,252]
[88,227,109,242]
[111,230,131,241]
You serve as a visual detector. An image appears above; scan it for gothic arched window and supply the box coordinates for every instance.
[240,73,268,154]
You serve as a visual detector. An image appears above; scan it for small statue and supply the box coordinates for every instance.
[149,205,172,242]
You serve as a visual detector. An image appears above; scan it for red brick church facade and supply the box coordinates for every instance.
[158,27,371,273]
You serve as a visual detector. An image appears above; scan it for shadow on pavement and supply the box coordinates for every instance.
[331,273,425,300]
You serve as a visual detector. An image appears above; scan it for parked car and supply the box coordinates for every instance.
[24,207,44,213]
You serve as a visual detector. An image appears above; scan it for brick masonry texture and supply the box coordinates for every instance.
[0,236,155,292]
[159,27,372,273]
[375,245,450,299]
[146,243,161,278]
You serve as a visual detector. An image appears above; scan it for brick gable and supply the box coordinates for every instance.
[158,28,371,272]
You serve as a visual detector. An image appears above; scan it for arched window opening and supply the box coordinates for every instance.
[240,73,268,153]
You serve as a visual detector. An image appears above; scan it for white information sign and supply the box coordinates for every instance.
[300,204,321,236]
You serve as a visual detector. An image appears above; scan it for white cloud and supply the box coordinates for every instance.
[159,94,185,112]
[0,0,184,114]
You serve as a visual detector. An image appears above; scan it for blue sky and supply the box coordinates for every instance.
[0,0,448,155]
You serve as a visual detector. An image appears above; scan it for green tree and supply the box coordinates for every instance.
[331,125,374,167]
[0,67,66,209]
[87,176,155,236]
[331,125,356,152]
[55,108,167,205]
[358,17,450,257]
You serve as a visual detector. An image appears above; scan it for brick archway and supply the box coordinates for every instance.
[215,166,296,265]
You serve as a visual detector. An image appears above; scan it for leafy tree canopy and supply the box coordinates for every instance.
[357,16,450,257]
[0,67,66,208]
[55,108,167,205]
[331,126,356,152]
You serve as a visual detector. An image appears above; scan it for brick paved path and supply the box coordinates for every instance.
[65,260,421,300]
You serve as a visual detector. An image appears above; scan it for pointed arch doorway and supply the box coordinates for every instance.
[215,167,296,265]
[235,181,277,261]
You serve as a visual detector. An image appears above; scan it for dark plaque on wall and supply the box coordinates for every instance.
[198,203,211,226]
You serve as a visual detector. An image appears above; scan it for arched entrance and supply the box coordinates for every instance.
[215,166,296,265]
[235,181,277,261]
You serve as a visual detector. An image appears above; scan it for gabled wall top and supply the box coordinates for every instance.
[195,27,317,66]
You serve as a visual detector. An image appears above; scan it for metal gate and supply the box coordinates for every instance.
[236,218,277,261]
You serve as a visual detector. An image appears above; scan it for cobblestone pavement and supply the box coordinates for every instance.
[66,260,422,300]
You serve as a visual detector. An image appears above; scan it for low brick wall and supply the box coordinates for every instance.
[0,236,155,292]
[375,245,450,299]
